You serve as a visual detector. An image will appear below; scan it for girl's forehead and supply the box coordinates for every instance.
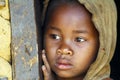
[48,3,91,19]
[46,3,98,36]
[49,4,92,22]
[44,1,91,28]
[47,4,96,32]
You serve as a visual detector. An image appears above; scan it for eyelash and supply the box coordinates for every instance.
[49,34,86,43]
[49,34,61,40]
[74,37,86,43]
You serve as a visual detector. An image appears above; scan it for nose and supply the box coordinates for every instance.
[57,49,73,56]
[57,41,73,56]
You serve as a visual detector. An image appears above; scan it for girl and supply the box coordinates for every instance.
[41,0,117,80]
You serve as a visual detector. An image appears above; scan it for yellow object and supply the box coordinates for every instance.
[0,16,11,62]
[0,0,9,19]
[0,0,11,62]
[0,57,12,80]
[0,0,12,80]
[0,0,5,7]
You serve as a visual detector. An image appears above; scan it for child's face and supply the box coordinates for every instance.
[44,4,99,79]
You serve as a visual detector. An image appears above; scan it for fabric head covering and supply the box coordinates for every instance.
[42,0,117,80]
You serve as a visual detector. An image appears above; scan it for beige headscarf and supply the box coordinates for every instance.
[43,0,117,80]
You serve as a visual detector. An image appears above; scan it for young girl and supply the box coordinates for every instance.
[41,0,117,80]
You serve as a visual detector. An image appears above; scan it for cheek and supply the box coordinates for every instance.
[44,38,58,53]
[74,42,98,66]
[45,46,56,65]
[44,38,58,62]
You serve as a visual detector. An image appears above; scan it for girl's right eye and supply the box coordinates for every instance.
[74,37,86,43]
[49,34,61,40]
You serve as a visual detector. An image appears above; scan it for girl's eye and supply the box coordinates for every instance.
[50,34,61,40]
[75,37,85,42]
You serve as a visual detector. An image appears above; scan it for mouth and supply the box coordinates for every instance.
[55,59,73,70]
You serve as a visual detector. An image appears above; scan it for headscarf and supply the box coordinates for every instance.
[42,0,117,79]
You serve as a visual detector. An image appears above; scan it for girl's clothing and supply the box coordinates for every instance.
[78,0,117,79]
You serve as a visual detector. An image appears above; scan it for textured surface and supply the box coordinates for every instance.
[0,0,11,79]
[0,0,11,62]
[9,0,39,80]
[0,57,12,80]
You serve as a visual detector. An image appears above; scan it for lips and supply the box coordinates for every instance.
[55,59,73,70]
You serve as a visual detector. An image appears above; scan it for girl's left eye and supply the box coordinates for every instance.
[49,34,61,40]
[75,37,85,42]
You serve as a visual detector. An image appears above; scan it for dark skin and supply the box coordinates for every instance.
[42,3,99,80]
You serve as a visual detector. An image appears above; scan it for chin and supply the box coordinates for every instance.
[55,71,76,78]
[54,70,86,79]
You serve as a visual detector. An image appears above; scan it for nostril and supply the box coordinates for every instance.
[67,51,73,56]
[57,49,62,55]
[57,49,73,56]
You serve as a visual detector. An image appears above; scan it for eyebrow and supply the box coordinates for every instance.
[48,26,60,31]
[73,30,88,34]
